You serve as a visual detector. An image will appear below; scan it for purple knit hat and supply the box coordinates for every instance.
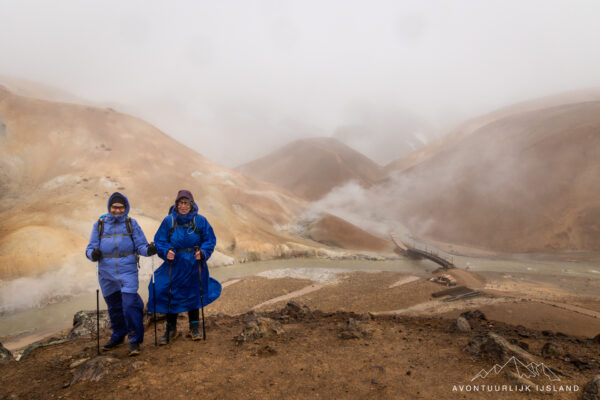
[175,189,194,203]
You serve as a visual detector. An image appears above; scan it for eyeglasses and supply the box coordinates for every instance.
[110,205,126,210]
[177,200,191,206]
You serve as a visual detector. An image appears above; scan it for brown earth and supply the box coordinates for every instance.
[237,137,386,201]
[2,268,599,399]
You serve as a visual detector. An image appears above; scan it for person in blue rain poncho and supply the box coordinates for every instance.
[147,189,221,344]
[86,192,157,356]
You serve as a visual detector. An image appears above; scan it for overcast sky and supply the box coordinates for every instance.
[1,0,600,166]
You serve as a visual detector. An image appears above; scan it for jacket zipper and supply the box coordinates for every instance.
[112,223,122,287]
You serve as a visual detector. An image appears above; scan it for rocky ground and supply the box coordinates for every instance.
[1,267,600,399]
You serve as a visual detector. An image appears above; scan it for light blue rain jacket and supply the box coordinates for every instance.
[86,192,150,297]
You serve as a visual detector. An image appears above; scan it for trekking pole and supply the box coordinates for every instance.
[167,249,174,344]
[151,255,157,346]
[194,246,206,341]
[96,269,100,355]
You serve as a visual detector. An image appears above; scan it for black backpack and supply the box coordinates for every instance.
[97,214,140,267]
[167,205,202,241]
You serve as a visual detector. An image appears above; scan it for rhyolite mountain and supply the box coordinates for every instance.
[0,86,349,279]
[385,92,600,253]
[237,137,386,201]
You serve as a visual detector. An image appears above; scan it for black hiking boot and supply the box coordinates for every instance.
[190,323,202,341]
[128,342,141,356]
[159,325,178,345]
[102,338,124,351]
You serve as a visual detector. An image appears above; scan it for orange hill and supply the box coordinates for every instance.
[305,214,393,253]
[237,137,386,201]
[387,99,600,253]
[0,86,323,278]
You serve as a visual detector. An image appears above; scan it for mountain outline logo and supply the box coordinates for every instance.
[471,356,560,382]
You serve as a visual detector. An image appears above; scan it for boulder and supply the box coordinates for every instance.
[282,301,313,320]
[69,310,110,339]
[20,338,70,360]
[340,318,368,339]
[459,310,487,322]
[0,342,13,363]
[463,332,537,363]
[70,356,120,385]
[581,375,600,400]
[236,317,284,343]
[541,342,564,359]
[360,312,373,321]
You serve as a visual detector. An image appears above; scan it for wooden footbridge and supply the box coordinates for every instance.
[390,233,455,270]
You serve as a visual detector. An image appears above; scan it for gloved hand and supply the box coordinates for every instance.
[147,242,157,256]
[194,247,205,261]
[91,248,102,261]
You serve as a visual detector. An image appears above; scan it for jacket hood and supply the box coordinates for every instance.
[170,202,198,224]
[107,192,130,215]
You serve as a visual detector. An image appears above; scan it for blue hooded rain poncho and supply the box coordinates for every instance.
[85,192,151,344]
[147,202,221,314]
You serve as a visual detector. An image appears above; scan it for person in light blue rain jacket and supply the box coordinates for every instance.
[86,192,157,356]
[147,189,221,344]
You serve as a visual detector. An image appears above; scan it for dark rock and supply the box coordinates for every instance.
[340,318,368,339]
[236,317,284,343]
[565,354,592,371]
[0,342,13,363]
[463,332,537,363]
[593,334,600,344]
[70,356,120,384]
[582,375,600,400]
[541,342,564,359]
[459,310,487,322]
[360,312,373,321]
[542,330,554,337]
[243,310,259,322]
[515,325,531,338]
[20,338,70,360]
[283,302,313,320]
[69,310,111,339]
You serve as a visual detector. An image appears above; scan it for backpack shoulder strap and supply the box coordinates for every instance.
[97,214,108,237]
[126,217,140,266]
[192,214,202,235]
[125,217,133,236]
[169,214,176,240]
